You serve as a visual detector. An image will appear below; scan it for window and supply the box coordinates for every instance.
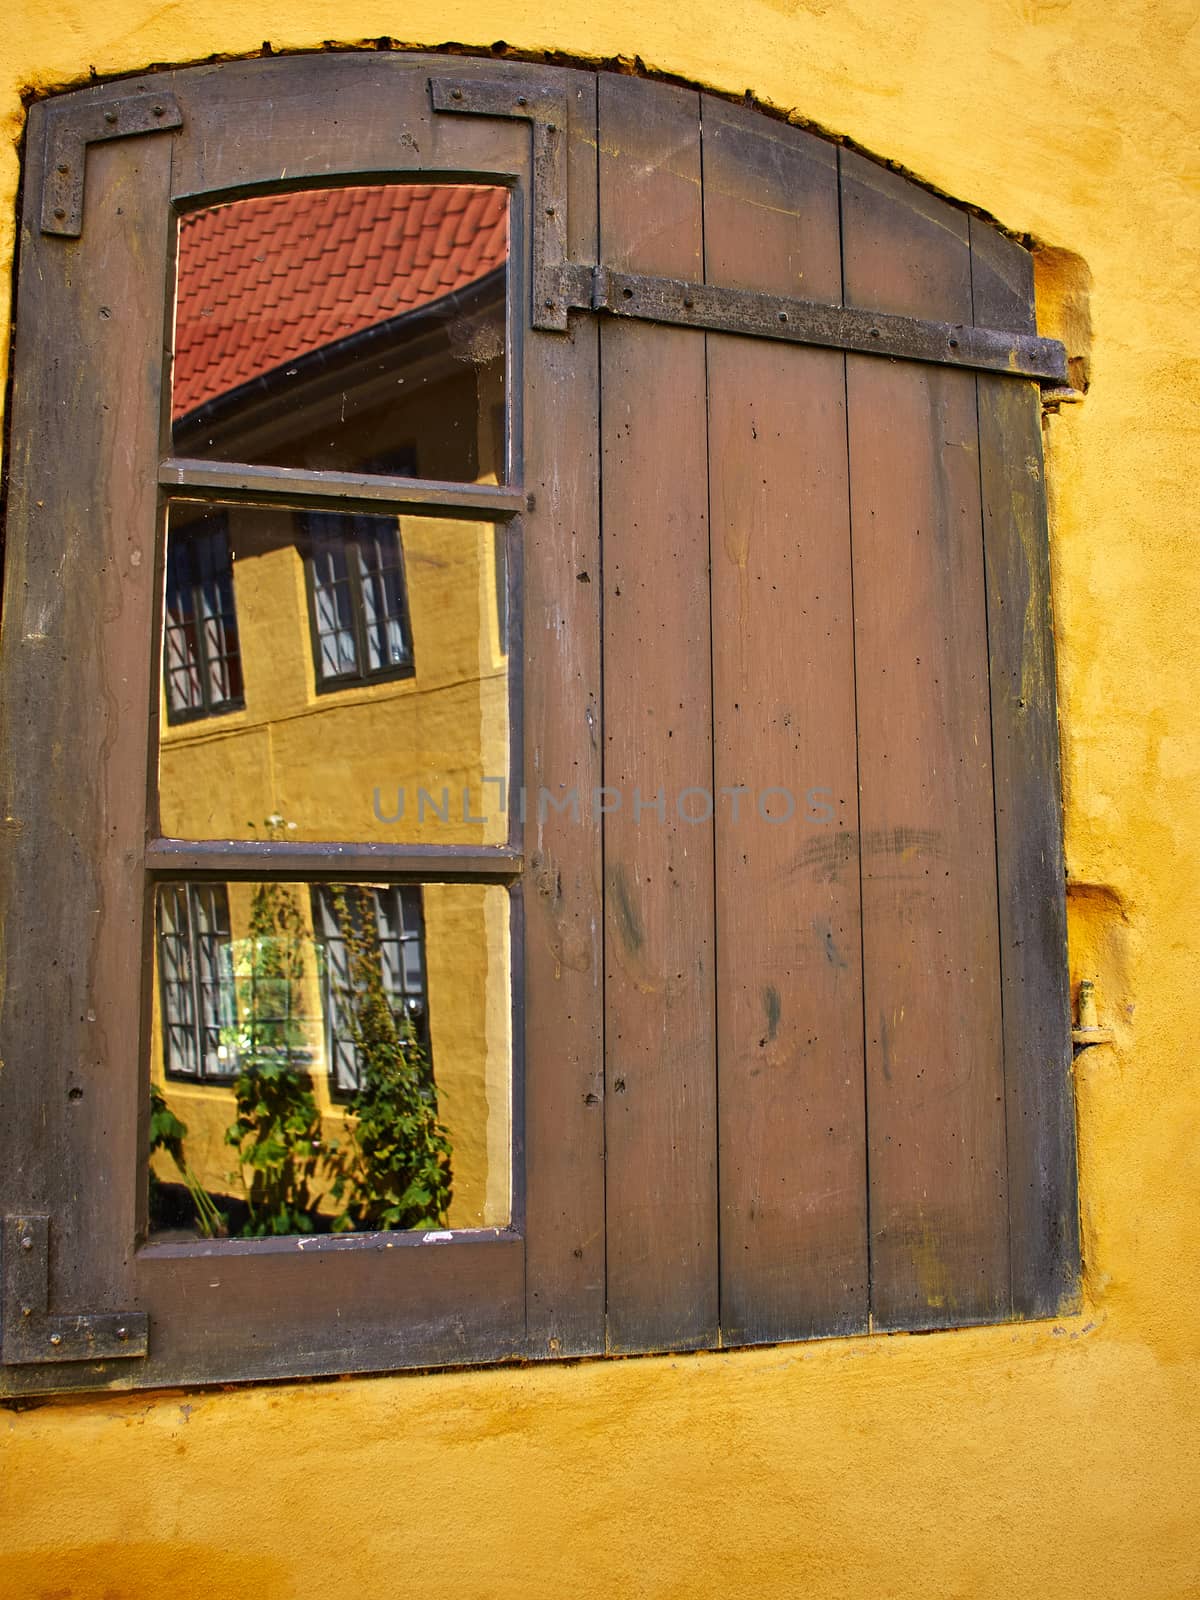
[157,883,236,1081]
[162,513,243,722]
[303,513,416,690]
[310,884,430,1098]
[0,57,1078,1395]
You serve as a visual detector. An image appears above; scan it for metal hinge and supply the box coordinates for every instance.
[40,89,183,237]
[434,77,1070,384]
[590,267,1069,385]
[430,76,591,332]
[1,1216,148,1365]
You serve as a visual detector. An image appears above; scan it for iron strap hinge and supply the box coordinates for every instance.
[431,76,1064,383]
[41,89,183,237]
[429,75,583,332]
[588,267,1068,384]
[1,1216,148,1365]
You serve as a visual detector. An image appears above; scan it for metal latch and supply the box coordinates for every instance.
[2,1216,148,1364]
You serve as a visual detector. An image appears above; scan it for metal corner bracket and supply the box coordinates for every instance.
[2,1216,148,1365]
[430,75,590,332]
[41,89,183,238]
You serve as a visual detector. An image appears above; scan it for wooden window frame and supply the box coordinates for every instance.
[0,53,1077,1399]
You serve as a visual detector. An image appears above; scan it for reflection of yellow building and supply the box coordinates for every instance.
[152,507,512,1231]
[151,181,514,1234]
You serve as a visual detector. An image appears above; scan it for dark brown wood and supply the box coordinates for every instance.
[520,69,606,1357]
[971,221,1078,1318]
[1,1231,525,1397]
[968,215,1038,336]
[590,267,1067,383]
[701,96,868,1344]
[159,458,526,517]
[840,149,1010,1330]
[1,56,570,1396]
[0,88,174,1360]
[976,372,1078,1319]
[41,90,183,236]
[2,1216,148,1364]
[1,62,1081,1393]
[598,74,719,1353]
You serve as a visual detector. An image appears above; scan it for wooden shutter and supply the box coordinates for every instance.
[589,80,1078,1351]
[0,57,1077,1395]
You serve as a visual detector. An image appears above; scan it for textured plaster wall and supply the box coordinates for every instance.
[2,2,1198,1597]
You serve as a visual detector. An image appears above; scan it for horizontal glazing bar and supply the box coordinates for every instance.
[160,459,526,517]
[146,839,524,880]
[590,267,1068,384]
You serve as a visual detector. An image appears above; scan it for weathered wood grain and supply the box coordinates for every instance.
[521,68,606,1356]
[598,74,719,1353]
[702,96,868,1344]
[840,149,1010,1330]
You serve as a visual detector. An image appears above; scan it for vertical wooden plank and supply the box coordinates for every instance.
[702,98,868,1343]
[0,88,174,1319]
[841,150,1010,1329]
[599,74,718,1352]
[522,68,606,1355]
[970,218,1079,1318]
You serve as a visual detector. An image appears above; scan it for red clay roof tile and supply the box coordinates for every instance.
[172,183,508,418]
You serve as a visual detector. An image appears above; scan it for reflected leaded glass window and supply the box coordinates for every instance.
[311,884,429,1098]
[163,515,244,723]
[303,513,415,689]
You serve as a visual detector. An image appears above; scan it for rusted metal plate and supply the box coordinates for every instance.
[431,74,593,330]
[2,1218,148,1365]
[591,266,1067,382]
[41,89,182,236]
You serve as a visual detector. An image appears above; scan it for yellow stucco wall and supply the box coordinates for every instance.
[1,3,1198,1597]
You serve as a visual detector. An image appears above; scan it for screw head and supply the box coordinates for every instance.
[547,122,558,134]
[49,1332,62,1347]
[544,298,555,309]
[152,104,165,117]
[20,1234,33,1251]
[778,311,789,323]
[451,87,463,101]
[56,162,69,175]
[545,205,555,217]
[53,206,67,220]
[104,109,118,124]
[117,1326,129,1341]
[517,95,528,107]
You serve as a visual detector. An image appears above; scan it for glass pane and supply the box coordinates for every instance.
[171,184,508,483]
[148,880,512,1239]
[158,502,511,846]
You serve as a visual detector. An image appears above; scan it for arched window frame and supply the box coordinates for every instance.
[0,54,1077,1396]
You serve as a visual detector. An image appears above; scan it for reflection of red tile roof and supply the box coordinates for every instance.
[172,184,508,418]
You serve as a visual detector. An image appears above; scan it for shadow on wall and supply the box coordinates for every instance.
[0,1541,289,1600]
[1034,246,1092,395]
